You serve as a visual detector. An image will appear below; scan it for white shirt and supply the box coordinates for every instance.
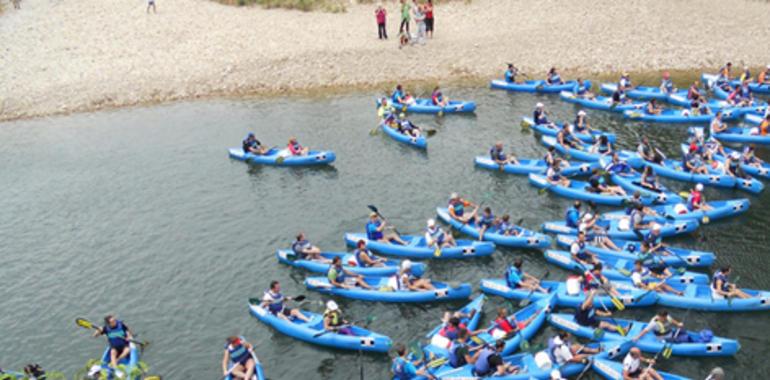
[570,242,582,255]
[552,342,573,365]
[622,354,641,374]
[631,272,643,287]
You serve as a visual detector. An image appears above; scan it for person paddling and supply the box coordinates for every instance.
[242,133,267,155]
[222,336,256,380]
[618,72,633,90]
[574,289,623,334]
[292,232,330,263]
[645,99,663,115]
[687,183,713,211]
[659,72,675,94]
[573,110,592,133]
[759,65,770,85]
[447,193,479,224]
[474,340,520,376]
[490,141,519,166]
[632,310,685,343]
[549,331,601,365]
[492,306,542,337]
[623,347,664,380]
[431,86,448,107]
[322,300,354,335]
[261,280,311,322]
[545,159,571,187]
[533,103,553,125]
[425,219,456,248]
[392,343,435,380]
[367,212,407,245]
[711,265,751,299]
[570,231,598,267]
[93,315,133,370]
[506,257,549,293]
[327,256,372,289]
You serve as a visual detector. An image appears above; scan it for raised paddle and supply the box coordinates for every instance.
[75,318,149,350]
[518,270,550,307]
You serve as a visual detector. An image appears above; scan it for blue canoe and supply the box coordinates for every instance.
[541,217,698,241]
[228,147,335,167]
[380,123,427,149]
[656,283,770,312]
[248,302,392,352]
[304,276,472,303]
[275,250,426,277]
[95,343,141,380]
[522,116,616,144]
[378,98,476,114]
[479,279,658,309]
[593,358,691,380]
[548,313,739,357]
[600,83,689,104]
[528,173,670,207]
[435,207,551,249]
[560,91,646,112]
[543,249,709,285]
[343,233,495,260]
[608,171,683,204]
[632,157,764,193]
[554,235,715,269]
[490,79,590,93]
[702,73,770,95]
[474,156,598,177]
[602,198,750,223]
[419,294,486,360]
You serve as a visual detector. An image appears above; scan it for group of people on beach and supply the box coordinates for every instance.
[376,0,434,46]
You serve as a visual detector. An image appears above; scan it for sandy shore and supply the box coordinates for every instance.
[1,0,769,121]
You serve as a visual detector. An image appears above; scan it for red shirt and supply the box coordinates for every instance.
[376,9,386,24]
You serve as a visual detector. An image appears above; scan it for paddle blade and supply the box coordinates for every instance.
[293,295,306,302]
[519,120,531,129]
[433,246,442,257]
[611,297,626,311]
[425,129,437,137]
[248,297,261,305]
[616,325,627,336]
[76,318,96,330]
[366,205,379,214]
[663,346,672,359]
[408,340,423,361]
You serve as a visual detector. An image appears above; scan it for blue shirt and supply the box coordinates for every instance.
[392,357,417,379]
[391,89,404,104]
[366,221,383,240]
[565,207,580,228]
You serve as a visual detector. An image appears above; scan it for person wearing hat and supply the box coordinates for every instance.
[549,330,601,366]
[659,71,675,94]
[327,256,372,290]
[425,218,456,248]
[398,259,434,291]
[546,67,563,85]
[447,193,479,224]
[323,300,353,335]
[504,63,520,83]
[366,212,407,245]
[759,65,770,85]
[533,102,552,125]
[630,261,684,296]
[618,72,633,90]
[705,367,725,380]
[640,223,667,254]
[622,347,663,380]
[687,183,713,212]
[573,110,593,133]
[222,336,256,380]
[242,132,267,155]
[287,137,309,156]
[490,141,519,167]
[353,239,386,267]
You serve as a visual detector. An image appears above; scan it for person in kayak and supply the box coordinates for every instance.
[645,99,663,115]
[549,331,602,365]
[242,133,267,155]
[491,305,542,338]
[717,62,732,85]
[659,72,675,94]
[724,151,749,179]
[506,257,549,293]
[476,207,497,241]
[726,81,753,107]
[492,214,519,237]
[474,340,520,376]
[292,232,330,263]
[755,113,770,136]
[367,212,408,245]
[682,146,709,174]
[392,84,407,105]
[322,300,353,335]
[222,336,256,380]
[741,145,766,169]
[630,261,684,296]
[587,168,627,196]
[622,347,664,380]
[490,141,519,166]
[573,110,593,133]
[378,97,396,120]
[618,72,632,90]
[687,183,713,212]
[556,124,581,149]
[504,63,520,83]
[546,67,562,85]
[544,145,559,167]
[639,166,661,190]
[447,329,485,368]
[629,203,654,239]
[584,263,621,297]
[287,137,309,156]
[398,260,435,291]
[701,136,727,162]
[637,136,664,164]
[392,343,435,380]
[573,289,623,334]
[739,66,752,82]
[632,310,685,343]
[533,103,552,125]
[611,86,631,104]
[328,256,372,290]
[397,114,422,138]
[431,86,448,107]
[545,159,571,187]
[353,239,387,267]
[591,135,614,156]
[425,218,456,248]
[448,193,479,224]
[570,231,598,267]
[93,315,134,370]
[640,224,668,254]
[262,280,311,322]
[711,265,751,299]
[565,201,582,228]
[574,78,594,99]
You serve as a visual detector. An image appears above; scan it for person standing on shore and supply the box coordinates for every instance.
[399,0,411,34]
[425,0,434,38]
[147,0,156,14]
[413,2,426,44]
[375,4,388,40]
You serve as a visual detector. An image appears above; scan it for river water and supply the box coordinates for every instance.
[1,88,769,379]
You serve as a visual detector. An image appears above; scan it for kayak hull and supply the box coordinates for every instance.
[592,358,691,380]
[479,279,658,309]
[554,235,715,268]
[228,148,335,167]
[529,173,674,207]
[381,123,427,149]
[343,233,495,260]
[436,207,551,249]
[380,98,476,114]
[602,198,750,223]
[490,79,590,94]
[97,343,140,380]
[474,156,597,177]
[656,284,770,312]
[275,250,425,277]
[522,116,616,143]
[304,276,472,303]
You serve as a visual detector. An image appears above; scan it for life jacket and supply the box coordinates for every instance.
[495,317,515,333]
[571,241,589,260]
[439,324,461,340]
[712,271,729,291]
[718,66,730,81]
[687,190,702,211]
[104,321,129,348]
[432,91,443,105]
[740,86,751,99]
[661,79,673,93]
[288,142,303,155]
[448,341,468,367]
[263,290,285,314]
[292,239,310,255]
[574,117,587,132]
[354,249,368,267]
[226,340,251,365]
[489,146,506,161]
[242,137,259,153]
[505,69,516,83]
[366,220,383,240]
[324,309,343,327]
[651,316,672,336]
[760,120,770,136]
[391,90,404,104]
[505,266,522,288]
[327,266,346,284]
[449,200,465,217]
[426,226,445,245]
[619,76,631,88]
[574,302,596,327]
[643,232,661,248]
[473,347,495,375]
[534,109,548,124]
[548,73,562,84]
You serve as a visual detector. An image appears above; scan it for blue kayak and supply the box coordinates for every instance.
[554,235,715,269]
[592,358,691,380]
[656,283,770,312]
[528,173,668,207]
[600,83,689,104]
[713,126,770,145]
[343,233,495,260]
[474,156,598,176]
[225,353,267,380]
[548,313,739,357]
[522,117,616,144]
[248,302,392,352]
[632,157,764,193]
[560,91,646,112]
[380,123,427,149]
[480,279,658,309]
[228,147,335,167]
[702,73,770,95]
[418,294,487,361]
[623,108,719,124]
[490,79,590,93]
[275,249,426,277]
[378,98,476,114]
[543,249,709,285]
[304,276,472,303]
[608,171,683,204]
[601,198,750,223]
[94,343,141,380]
[436,207,551,249]
[541,217,698,240]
